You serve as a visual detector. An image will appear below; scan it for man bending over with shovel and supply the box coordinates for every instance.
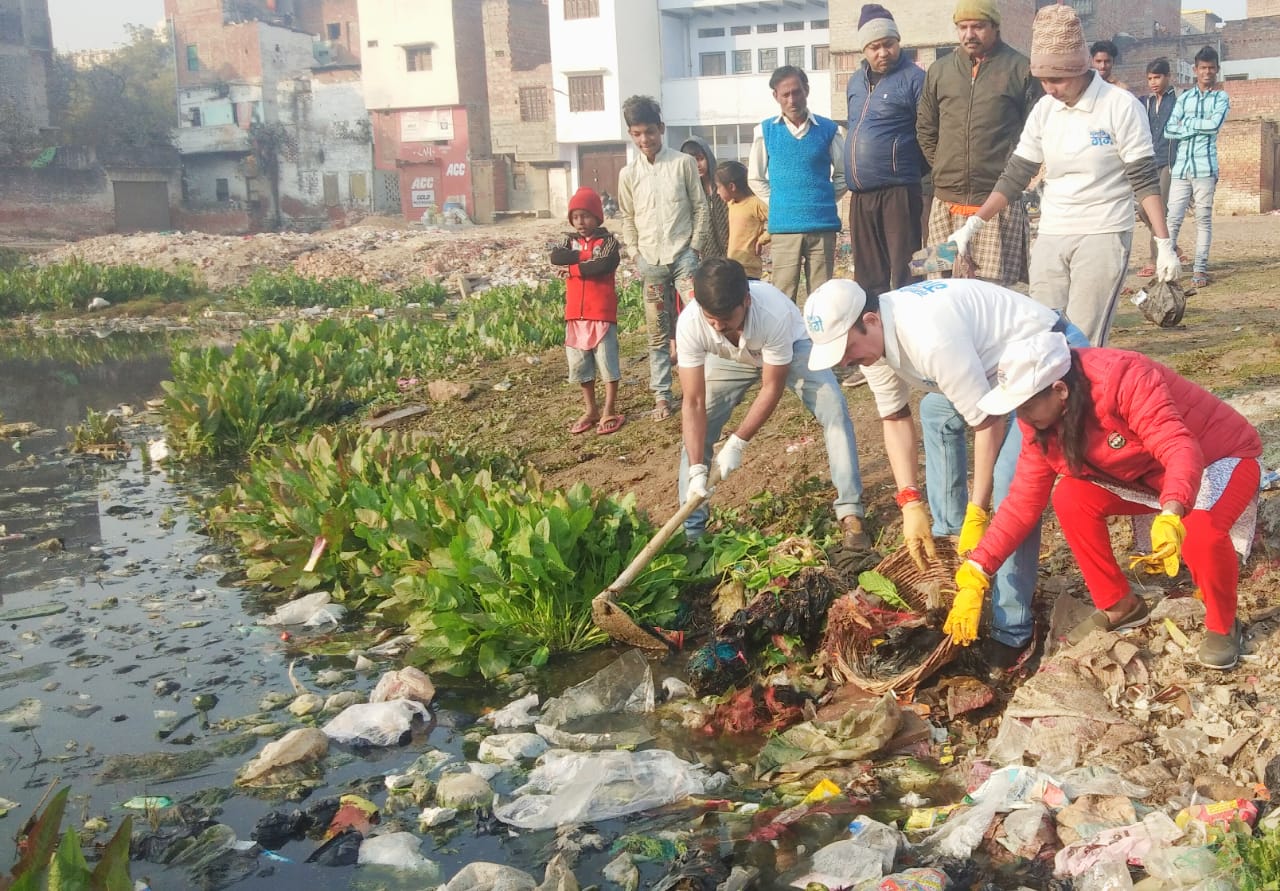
[677,257,870,551]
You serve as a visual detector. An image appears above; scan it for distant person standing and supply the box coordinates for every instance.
[1165,45,1229,289]
[681,136,730,261]
[1137,57,1179,278]
[714,160,771,280]
[917,0,1042,286]
[618,95,709,422]
[748,65,847,301]
[844,3,926,295]
[1090,39,1130,92]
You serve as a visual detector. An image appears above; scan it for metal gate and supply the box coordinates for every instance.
[112,181,171,233]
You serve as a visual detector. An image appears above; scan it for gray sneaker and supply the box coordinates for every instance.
[1066,596,1150,646]
[1198,621,1243,670]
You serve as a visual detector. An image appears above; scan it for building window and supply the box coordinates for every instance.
[1224,73,1248,80]
[563,0,598,20]
[758,47,777,71]
[215,178,230,202]
[189,107,202,127]
[367,39,378,47]
[812,44,829,70]
[730,25,750,36]
[700,52,726,76]
[783,21,804,31]
[936,46,954,59]
[811,19,829,29]
[757,23,777,33]
[326,22,340,39]
[405,45,432,71]
[567,74,604,112]
[835,51,859,73]
[185,44,199,71]
[697,27,725,38]
[732,49,751,74]
[902,47,918,63]
[519,86,548,121]
[785,45,804,68]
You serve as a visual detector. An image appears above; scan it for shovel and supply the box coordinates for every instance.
[591,465,722,651]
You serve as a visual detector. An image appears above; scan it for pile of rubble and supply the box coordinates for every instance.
[40,218,573,293]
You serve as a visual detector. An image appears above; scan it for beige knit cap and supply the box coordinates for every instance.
[1030,4,1090,78]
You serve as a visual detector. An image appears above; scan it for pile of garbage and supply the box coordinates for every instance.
[40,218,578,293]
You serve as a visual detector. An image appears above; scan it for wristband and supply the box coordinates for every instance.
[896,486,923,508]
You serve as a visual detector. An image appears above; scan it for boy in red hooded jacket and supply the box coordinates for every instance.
[550,187,625,435]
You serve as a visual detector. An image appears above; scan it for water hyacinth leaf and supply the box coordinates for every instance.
[858,570,913,613]
[48,827,91,891]
[12,786,69,880]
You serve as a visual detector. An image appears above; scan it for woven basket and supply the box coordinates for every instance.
[821,538,960,696]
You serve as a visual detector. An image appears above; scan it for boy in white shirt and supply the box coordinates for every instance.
[677,258,868,549]
[805,277,1089,669]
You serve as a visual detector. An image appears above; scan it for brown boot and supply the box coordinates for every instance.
[840,515,872,551]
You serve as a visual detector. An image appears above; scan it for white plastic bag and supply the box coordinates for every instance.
[369,666,436,705]
[481,693,540,729]
[923,769,1013,859]
[236,727,329,785]
[539,650,653,728]
[493,749,713,830]
[322,700,428,746]
[259,591,346,627]
[357,832,440,876]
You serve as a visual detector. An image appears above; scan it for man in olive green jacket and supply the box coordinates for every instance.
[917,0,1042,286]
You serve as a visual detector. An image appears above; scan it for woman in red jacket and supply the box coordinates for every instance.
[942,330,1262,669]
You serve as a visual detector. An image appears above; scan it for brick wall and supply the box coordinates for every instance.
[294,0,360,63]
[1221,15,1280,62]
[1248,0,1280,18]
[483,0,557,163]
[454,0,491,157]
[1215,119,1277,213]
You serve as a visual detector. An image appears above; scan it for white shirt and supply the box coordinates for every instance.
[1012,73,1153,235]
[860,279,1062,426]
[746,112,848,206]
[676,280,809,369]
[618,146,709,265]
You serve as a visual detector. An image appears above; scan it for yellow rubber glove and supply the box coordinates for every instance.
[943,560,991,646]
[957,502,990,556]
[901,501,938,572]
[1148,512,1186,576]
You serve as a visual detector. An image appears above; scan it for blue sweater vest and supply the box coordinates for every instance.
[763,115,840,234]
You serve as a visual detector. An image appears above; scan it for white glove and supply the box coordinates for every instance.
[714,434,748,480]
[949,215,986,259]
[686,464,710,503]
[1154,237,1181,283]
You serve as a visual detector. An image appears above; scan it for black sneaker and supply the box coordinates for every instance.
[1198,621,1243,670]
[984,636,1037,672]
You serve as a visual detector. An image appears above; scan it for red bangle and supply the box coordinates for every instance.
[896,486,923,508]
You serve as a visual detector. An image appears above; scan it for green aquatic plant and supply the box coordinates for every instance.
[210,428,686,678]
[0,259,200,314]
[67,408,125,454]
[4,786,133,891]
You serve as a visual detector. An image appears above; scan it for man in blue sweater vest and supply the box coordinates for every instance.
[748,65,847,302]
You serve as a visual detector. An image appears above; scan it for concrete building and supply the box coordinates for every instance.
[0,0,53,139]
[657,0,832,167]
[358,0,494,223]
[165,0,376,230]
[548,0,661,199]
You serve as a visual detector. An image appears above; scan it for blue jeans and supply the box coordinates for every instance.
[920,319,1089,647]
[677,339,864,536]
[1166,175,1216,274]
[638,247,699,403]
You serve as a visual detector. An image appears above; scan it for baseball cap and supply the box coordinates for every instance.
[976,330,1073,416]
[805,279,868,371]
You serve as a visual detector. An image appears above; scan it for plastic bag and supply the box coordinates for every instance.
[477,732,548,764]
[322,700,428,746]
[1142,844,1222,886]
[795,817,903,888]
[369,666,435,705]
[443,862,538,891]
[357,832,440,876]
[259,591,345,627]
[539,649,653,728]
[493,749,714,830]
[481,692,539,729]
[879,868,949,891]
[1134,277,1186,329]
[1075,860,1134,891]
[236,727,329,786]
[923,769,1013,858]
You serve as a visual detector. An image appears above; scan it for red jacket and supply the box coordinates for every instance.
[550,228,620,323]
[973,347,1262,574]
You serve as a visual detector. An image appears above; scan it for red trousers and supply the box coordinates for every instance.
[1051,460,1260,634]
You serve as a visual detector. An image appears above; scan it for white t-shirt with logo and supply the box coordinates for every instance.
[1013,73,1153,236]
[676,279,809,369]
[860,279,1062,426]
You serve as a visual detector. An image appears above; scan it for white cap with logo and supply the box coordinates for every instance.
[805,279,868,371]
[976,330,1073,417]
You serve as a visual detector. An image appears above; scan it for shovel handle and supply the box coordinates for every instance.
[600,464,722,598]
